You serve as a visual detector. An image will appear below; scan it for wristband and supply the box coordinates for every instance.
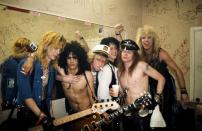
[180,90,188,95]
[154,93,161,103]
[36,112,45,125]
[115,32,121,36]
[180,87,188,95]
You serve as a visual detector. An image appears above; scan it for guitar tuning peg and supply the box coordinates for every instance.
[101,99,104,102]
[106,99,110,102]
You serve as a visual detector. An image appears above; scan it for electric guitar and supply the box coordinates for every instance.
[28,101,119,131]
[78,91,153,131]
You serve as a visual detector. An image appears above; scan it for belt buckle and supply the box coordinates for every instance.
[138,108,149,117]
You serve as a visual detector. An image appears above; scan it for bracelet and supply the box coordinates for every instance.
[180,90,188,95]
[115,32,121,36]
[180,88,188,95]
[36,113,45,125]
[155,93,161,96]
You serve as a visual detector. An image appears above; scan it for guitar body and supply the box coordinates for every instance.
[28,93,152,131]
[55,92,152,131]
[68,113,102,131]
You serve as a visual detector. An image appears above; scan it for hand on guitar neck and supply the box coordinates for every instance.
[28,101,120,131]
[80,91,153,131]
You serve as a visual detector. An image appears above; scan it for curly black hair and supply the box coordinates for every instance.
[100,37,120,49]
[58,41,91,75]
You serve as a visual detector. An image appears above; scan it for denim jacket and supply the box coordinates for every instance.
[17,58,56,111]
[1,57,21,106]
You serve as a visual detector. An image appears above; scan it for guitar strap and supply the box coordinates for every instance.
[83,72,98,103]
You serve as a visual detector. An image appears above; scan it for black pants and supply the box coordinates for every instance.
[101,117,122,131]
[122,113,151,131]
[17,108,38,131]
[17,100,51,131]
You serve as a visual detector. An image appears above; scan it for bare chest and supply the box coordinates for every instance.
[62,76,87,93]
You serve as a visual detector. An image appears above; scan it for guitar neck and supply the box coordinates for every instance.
[28,109,93,131]
[96,103,138,127]
[53,108,93,126]
[28,101,120,131]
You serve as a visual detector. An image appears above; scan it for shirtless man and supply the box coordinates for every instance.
[118,39,165,131]
[56,41,95,113]
[57,44,110,110]
[56,42,113,131]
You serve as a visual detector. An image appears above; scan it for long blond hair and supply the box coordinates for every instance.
[37,31,66,69]
[136,25,160,62]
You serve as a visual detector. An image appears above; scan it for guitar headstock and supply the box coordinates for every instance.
[133,91,152,109]
[91,101,120,114]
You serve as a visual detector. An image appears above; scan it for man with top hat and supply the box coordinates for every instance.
[118,39,165,131]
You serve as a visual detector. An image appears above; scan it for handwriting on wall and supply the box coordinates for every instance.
[73,0,88,8]
[145,0,171,17]
[175,0,201,22]
[175,0,201,8]
[173,40,190,74]
[176,9,198,22]
[0,23,27,62]
[158,25,170,49]
[127,15,139,38]
[0,9,101,63]
[144,0,201,22]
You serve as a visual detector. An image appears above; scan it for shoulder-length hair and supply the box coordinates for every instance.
[58,41,91,75]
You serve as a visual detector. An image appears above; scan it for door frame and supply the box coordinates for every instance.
[190,27,202,101]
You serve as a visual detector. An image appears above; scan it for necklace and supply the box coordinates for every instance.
[42,68,49,87]
[41,67,49,100]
